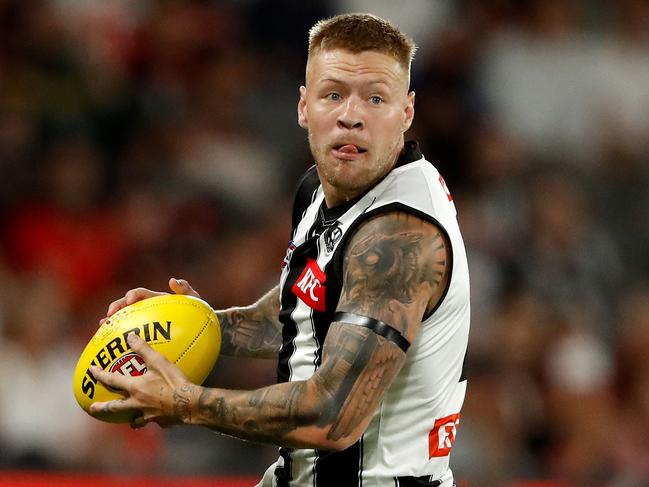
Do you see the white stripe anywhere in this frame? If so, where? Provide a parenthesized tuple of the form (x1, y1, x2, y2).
(287, 290, 319, 382)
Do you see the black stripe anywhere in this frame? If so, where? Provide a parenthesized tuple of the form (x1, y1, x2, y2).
(276, 234, 318, 483)
(333, 312, 410, 353)
(277, 248, 304, 383)
(276, 196, 323, 485)
(275, 244, 300, 487)
(394, 475, 441, 487)
(359, 435, 364, 486)
(314, 441, 361, 487)
(459, 348, 468, 382)
(312, 257, 359, 484)
(274, 449, 292, 487)
(278, 201, 322, 383)
(312, 257, 343, 368)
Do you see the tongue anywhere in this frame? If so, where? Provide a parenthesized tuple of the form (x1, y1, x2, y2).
(338, 144, 359, 154)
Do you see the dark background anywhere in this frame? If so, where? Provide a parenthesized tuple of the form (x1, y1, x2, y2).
(1, 1, 648, 485)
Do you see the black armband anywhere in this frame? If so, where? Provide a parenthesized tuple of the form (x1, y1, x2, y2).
(333, 311, 410, 353)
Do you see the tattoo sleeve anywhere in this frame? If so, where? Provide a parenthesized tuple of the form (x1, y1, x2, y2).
(338, 212, 450, 342)
(185, 213, 450, 450)
(215, 286, 283, 358)
(316, 211, 450, 444)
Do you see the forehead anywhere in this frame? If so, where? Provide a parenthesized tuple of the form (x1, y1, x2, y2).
(306, 49, 408, 88)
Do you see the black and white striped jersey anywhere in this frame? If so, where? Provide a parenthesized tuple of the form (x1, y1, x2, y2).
(261, 141, 470, 487)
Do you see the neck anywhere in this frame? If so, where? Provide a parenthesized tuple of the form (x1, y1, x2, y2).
(321, 183, 364, 208)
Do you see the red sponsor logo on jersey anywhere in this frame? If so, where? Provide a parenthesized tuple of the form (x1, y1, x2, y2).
(292, 258, 326, 312)
(438, 174, 453, 201)
(429, 413, 460, 458)
(109, 352, 147, 377)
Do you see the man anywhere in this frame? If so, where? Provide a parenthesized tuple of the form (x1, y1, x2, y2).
(90, 13, 470, 487)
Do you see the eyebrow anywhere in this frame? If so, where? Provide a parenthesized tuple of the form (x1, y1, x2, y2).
(319, 78, 391, 87)
(319, 78, 345, 85)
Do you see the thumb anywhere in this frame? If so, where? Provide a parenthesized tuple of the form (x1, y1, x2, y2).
(169, 278, 200, 298)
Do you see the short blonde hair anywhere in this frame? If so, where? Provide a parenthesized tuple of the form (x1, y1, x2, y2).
(308, 13, 417, 72)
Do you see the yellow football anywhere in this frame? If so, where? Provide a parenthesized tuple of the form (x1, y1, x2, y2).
(73, 294, 221, 423)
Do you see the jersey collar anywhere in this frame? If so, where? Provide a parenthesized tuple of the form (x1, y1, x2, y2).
(395, 140, 422, 168)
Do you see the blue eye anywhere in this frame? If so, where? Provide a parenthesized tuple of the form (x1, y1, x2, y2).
(327, 92, 341, 101)
(369, 95, 383, 105)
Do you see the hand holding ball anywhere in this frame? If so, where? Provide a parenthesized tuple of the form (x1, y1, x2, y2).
(73, 294, 221, 423)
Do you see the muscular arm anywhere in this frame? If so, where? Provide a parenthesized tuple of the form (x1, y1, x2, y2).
(94, 212, 450, 450)
(215, 286, 283, 358)
(186, 212, 450, 448)
(104, 280, 282, 359)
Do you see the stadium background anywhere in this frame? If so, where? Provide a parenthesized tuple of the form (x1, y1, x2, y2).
(1, 1, 648, 486)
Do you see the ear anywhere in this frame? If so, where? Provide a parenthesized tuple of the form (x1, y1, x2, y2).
(297, 86, 308, 129)
(402, 91, 415, 133)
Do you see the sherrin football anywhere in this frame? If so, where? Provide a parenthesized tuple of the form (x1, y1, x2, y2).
(73, 294, 221, 423)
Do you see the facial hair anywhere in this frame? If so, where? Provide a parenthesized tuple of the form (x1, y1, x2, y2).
(309, 131, 403, 195)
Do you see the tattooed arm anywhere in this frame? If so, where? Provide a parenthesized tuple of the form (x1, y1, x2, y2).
(103, 279, 282, 359)
(90, 212, 450, 450)
(216, 286, 283, 358)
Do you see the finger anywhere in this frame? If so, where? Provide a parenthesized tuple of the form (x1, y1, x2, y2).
(107, 288, 165, 317)
(89, 397, 135, 416)
(125, 287, 160, 306)
(169, 278, 200, 298)
(126, 333, 165, 367)
(107, 297, 127, 317)
(90, 365, 131, 392)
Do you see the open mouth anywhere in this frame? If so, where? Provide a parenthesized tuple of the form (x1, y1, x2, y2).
(333, 144, 367, 154)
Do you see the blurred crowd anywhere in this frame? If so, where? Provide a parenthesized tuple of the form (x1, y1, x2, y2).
(0, 1, 648, 486)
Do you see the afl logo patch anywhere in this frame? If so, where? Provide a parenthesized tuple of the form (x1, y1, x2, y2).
(110, 352, 147, 377)
(323, 221, 342, 253)
(292, 258, 326, 311)
(281, 241, 297, 269)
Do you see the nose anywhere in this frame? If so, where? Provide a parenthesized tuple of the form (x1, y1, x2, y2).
(337, 98, 363, 130)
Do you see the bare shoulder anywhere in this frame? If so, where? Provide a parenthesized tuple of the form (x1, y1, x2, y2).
(338, 211, 450, 343)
